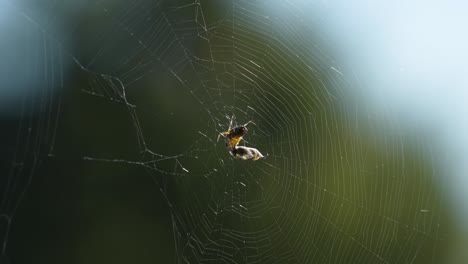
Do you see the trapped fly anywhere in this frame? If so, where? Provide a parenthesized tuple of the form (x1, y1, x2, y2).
(231, 146, 265, 160)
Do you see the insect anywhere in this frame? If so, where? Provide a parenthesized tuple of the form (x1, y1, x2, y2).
(218, 116, 266, 161)
(231, 146, 265, 160)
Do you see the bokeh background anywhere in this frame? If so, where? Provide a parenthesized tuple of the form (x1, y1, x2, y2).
(1, 0, 467, 263)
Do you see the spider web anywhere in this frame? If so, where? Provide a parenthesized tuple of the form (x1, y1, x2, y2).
(0, 0, 455, 263)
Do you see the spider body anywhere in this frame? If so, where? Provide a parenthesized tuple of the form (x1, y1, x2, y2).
(219, 118, 265, 161)
(221, 126, 248, 150)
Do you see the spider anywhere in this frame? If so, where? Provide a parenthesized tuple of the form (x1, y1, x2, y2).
(218, 116, 265, 160)
(218, 120, 254, 151)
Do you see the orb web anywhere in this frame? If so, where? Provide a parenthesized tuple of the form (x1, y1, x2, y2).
(0, 0, 451, 263)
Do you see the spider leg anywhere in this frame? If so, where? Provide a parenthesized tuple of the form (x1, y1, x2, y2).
(217, 131, 229, 142)
(242, 120, 256, 127)
(228, 114, 236, 129)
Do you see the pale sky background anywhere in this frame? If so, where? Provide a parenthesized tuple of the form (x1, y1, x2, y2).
(309, 0, 468, 231)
